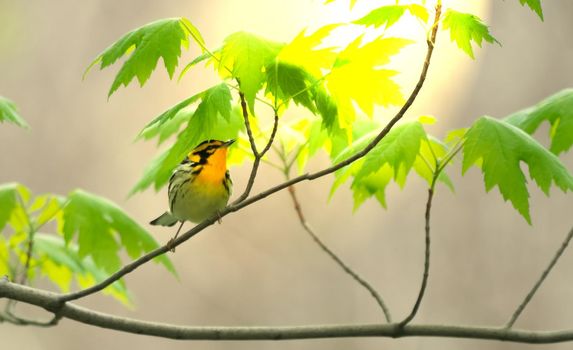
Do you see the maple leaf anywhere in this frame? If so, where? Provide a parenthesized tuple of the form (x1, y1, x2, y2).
(85, 18, 203, 97)
(218, 32, 283, 113)
(326, 36, 411, 129)
(0, 96, 28, 129)
(462, 116, 573, 224)
(518, 0, 543, 20)
(354, 4, 429, 29)
(442, 9, 499, 59)
(506, 88, 573, 155)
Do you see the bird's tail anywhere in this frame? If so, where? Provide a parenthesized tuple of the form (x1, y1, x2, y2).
(150, 212, 179, 227)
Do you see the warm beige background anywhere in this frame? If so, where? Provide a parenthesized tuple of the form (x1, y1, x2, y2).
(1, 0, 573, 349)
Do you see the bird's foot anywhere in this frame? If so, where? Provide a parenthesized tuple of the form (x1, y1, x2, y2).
(167, 238, 177, 253)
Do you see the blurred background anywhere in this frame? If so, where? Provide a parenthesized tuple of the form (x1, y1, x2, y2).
(1, 0, 572, 349)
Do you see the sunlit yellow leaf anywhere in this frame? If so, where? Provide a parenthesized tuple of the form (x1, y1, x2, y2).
(418, 115, 437, 125)
(278, 24, 339, 77)
(41, 259, 73, 292)
(325, 36, 410, 128)
(0, 236, 10, 278)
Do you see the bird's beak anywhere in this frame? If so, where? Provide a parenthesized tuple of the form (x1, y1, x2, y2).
(223, 139, 235, 148)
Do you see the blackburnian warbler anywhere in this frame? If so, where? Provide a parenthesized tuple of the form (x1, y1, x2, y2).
(150, 139, 234, 242)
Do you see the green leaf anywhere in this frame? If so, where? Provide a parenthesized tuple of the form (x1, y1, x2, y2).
(0, 183, 19, 232)
(351, 164, 394, 210)
(353, 4, 429, 29)
(505, 88, 573, 155)
(413, 136, 455, 191)
(138, 95, 200, 143)
(330, 121, 427, 209)
(86, 18, 201, 97)
(0, 183, 31, 234)
(0, 96, 29, 129)
(29, 194, 67, 229)
(356, 122, 427, 186)
(179, 49, 221, 81)
(34, 233, 131, 303)
(297, 117, 331, 173)
(518, 0, 543, 20)
(326, 36, 410, 129)
(61, 190, 175, 274)
(131, 105, 243, 194)
(265, 61, 316, 112)
(138, 83, 232, 143)
(314, 82, 339, 134)
(442, 9, 499, 59)
(462, 116, 573, 224)
(219, 31, 283, 113)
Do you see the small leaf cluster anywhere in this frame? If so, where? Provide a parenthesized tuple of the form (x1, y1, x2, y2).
(0, 96, 28, 129)
(0, 183, 174, 304)
(330, 88, 573, 223)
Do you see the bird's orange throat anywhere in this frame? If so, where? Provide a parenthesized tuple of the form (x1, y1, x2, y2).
(195, 148, 228, 185)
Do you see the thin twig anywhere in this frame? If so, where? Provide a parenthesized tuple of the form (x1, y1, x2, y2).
(0, 309, 61, 327)
(399, 173, 437, 327)
(14, 193, 34, 286)
(287, 185, 393, 323)
(505, 225, 573, 329)
(58, 0, 442, 303)
(5, 195, 37, 314)
(232, 92, 280, 204)
(259, 111, 280, 158)
(18, 233, 35, 286)
(239, 91, 259, 157)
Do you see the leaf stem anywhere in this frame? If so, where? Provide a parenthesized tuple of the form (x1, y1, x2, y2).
(180, 20, 233, 76)
(226, 83, 276, 110)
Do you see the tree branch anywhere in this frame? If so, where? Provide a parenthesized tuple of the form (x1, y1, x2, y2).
(4, 281, 573, 343)
(286, 185, 393, 323)
(505, 225, 573, 328)
(57, 0, 442, 304)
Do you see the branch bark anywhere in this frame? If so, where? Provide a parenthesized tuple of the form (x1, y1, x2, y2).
(3, 281, 573, 343)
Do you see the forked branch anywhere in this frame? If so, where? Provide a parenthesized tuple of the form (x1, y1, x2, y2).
(232, 91, 280, 204)
(287, 184, 393, 323)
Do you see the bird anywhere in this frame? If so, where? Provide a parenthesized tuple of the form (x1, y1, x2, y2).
(150, 139, 234, 249)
